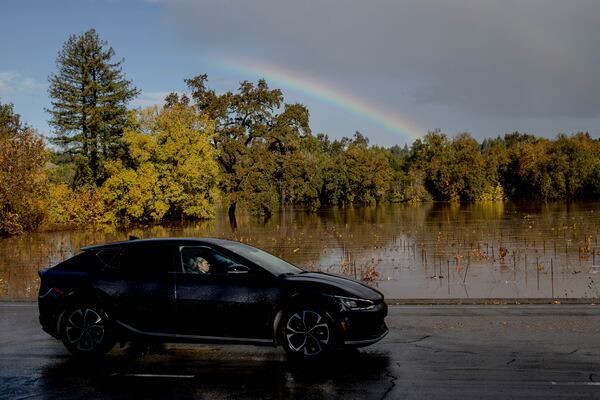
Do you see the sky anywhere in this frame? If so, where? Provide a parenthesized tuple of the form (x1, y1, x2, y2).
(1, 0, 600, 146)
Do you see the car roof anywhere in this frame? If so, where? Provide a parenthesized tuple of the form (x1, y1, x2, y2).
(81, 237, 237, 252)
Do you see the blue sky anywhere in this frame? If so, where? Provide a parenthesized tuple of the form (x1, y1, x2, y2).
(2, 0, 600, 146)
(0, 1, 190, 132)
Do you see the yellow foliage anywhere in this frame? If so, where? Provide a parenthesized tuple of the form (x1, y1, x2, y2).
(0, 122, 48, 235)
(47, 183, 109, 225)
(477, 184, 505, 202)
(102, 105, 219, 224)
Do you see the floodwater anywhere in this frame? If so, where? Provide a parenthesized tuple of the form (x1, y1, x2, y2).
(1, 202, 599, 300)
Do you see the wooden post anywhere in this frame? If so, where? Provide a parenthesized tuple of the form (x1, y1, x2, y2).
(551, 258, 554, 299)
(536, 256, 540, 291)
(447, 259, 450, 296)
(463, 254, 470, 284)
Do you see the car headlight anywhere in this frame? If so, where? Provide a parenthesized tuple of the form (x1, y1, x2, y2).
(333, 295, 375, 310)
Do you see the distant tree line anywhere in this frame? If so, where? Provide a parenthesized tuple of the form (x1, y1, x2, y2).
(1, 29, 600, 235)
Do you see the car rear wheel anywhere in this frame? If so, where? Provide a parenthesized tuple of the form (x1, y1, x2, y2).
(281, 308, 335, 358)
(60, 305, 114, 356)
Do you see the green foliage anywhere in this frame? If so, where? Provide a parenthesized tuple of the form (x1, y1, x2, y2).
(342, 133, 393, 204)
(101, 105, 219, 224)
(185, 75, 311, 217)
(237, 142, 280, 216)
(47, 29, 139, 186)
(279, 147, 324, 211)
(0, 103, 48, 235)
(9, 32, 600, 237)
(400, 169, 432, 203)
(409, 131, 500, 202)
(294, 132, 395, 207)
(500, 132, 600, 200)
(7, 37, 600, 237)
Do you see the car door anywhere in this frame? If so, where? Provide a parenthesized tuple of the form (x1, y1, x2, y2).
(238, 267, 284, 340)
(174, 246, 254, 339)
(95, 244, 177, 334)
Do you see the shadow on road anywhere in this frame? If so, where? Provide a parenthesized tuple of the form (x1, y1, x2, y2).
(38, 347, 392, 399)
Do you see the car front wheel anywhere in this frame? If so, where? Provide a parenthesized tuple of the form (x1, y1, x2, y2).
(60, 305, 114, 356)
(281, 308, 335, 358)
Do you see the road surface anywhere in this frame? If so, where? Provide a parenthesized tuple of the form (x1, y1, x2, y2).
(1, 302, 599, 399)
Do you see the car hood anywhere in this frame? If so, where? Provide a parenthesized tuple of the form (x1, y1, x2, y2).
(281, 272, 384, 301)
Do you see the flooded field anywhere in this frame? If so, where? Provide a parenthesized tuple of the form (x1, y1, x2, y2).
(1, 202, 599, 300)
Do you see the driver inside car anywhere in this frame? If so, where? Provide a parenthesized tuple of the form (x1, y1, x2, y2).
(185, 255, 211, 274)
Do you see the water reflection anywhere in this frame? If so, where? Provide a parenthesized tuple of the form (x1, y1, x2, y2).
(1, 202, 599, 299)
(37, 347, 391, 400)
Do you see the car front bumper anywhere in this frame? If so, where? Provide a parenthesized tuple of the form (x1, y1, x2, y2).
(340, 301, 388, 347)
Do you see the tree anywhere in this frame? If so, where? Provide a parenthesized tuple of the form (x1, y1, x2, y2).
(311, 132, 394, 206)
(409, 130, 449, 200)
(551, 133, 598, 199)
(446, 133, 489, 201)
(47, 29, 139, 186)
(267, 103, 311, 208)
(343, 133, 393, 204)
(102, 105, 219, 224)
(185, 75, 310, 220)
(409, 131, 490, 201)
(0, 102, 48, 235)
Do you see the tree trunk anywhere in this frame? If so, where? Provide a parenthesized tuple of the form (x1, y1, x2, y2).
(228, 201, 237, 229)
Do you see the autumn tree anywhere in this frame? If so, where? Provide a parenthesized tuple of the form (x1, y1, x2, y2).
(551, 133, 599, 199)
(497, 132, 542, 199)
(47, 29, 139, 187)
(343, 132, 393, 204)
(446, 133, 489, 201)
(102, 104, 219, 224)
(0, 103, 48, 235)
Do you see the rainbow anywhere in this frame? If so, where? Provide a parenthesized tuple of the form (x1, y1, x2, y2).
(218, 58, 424, 142)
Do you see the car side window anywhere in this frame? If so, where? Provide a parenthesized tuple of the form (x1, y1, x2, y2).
(180, 247, 237, 275)
(118, 245, 174, 274)
(96, 248, 120, 270)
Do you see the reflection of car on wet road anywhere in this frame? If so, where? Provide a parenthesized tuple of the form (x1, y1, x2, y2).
(38, 237, 388, 359)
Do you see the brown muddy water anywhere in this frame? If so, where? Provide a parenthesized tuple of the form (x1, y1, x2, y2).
(1, 202, 600, 300)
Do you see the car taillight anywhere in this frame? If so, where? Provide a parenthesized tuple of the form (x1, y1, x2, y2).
(39, 287, 66, 299)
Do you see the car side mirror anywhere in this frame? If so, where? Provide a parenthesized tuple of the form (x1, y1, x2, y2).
(227, 264, 250, 275)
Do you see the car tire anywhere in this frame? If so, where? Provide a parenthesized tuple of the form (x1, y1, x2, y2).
(281, 307, 336, 359)
(60, 304, 115, 357)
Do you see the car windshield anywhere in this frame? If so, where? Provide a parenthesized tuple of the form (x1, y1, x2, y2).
(220, 242, 304, 276)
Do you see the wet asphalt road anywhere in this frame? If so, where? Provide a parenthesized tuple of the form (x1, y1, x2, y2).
(1, 302, 599, 399)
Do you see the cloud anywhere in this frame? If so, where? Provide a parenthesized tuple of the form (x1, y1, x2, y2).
(162, 0, 600, 119)
(0, 71, 44, 96)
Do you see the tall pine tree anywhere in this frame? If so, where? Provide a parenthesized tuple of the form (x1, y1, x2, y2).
(47, 29, 138, 186)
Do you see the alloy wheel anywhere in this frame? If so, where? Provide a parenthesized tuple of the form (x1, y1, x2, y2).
(285, 310, 330, 356)
(64, 307, 106, 352)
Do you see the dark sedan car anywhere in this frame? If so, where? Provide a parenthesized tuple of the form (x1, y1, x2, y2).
(38, 238, 388, 358)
